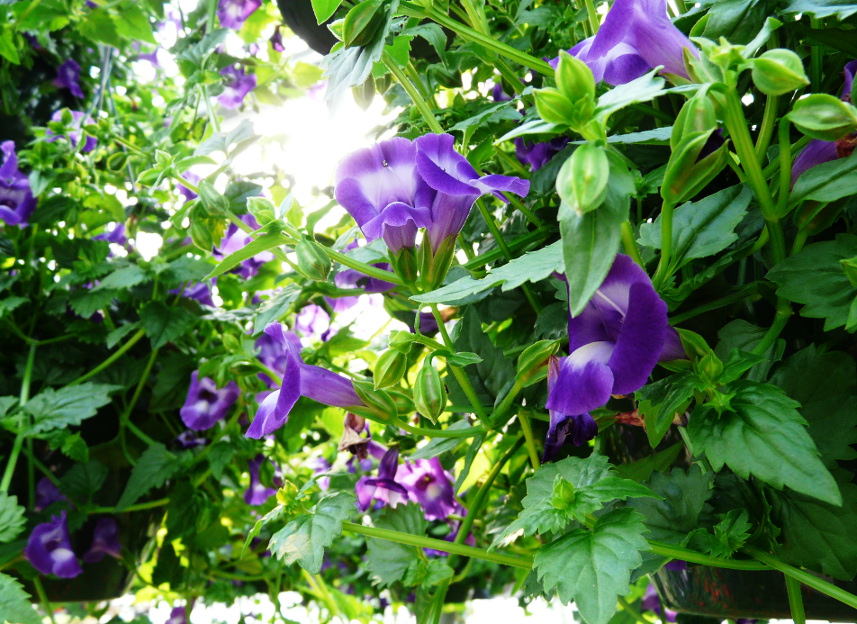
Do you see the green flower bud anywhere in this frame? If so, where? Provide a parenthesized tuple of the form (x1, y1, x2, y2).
(247, 197, 276, 226)
(534, 87, 576, 125)
(555, 51, 595, 103)
(695, 351, 724, 383)
(374, 349, 408, 389)
(419, 234, 456, 291)
(676, 328, 713, 360)
(516, 340, 561, 387)
(353, 380, 397, 424)
(788, 94, 857, 142)
(751, 49, 809, 96)
(295, 238, 331, 281)
(671, 94, 718, 151)
(391, 246, 418, 284)
(343, 0, 385, 48)
(389, 330, 417, 354)
(551, 476, 576, 512)
(413, 363, 447, 425)
(198, 181, 230, 216)
(841, 256, 857, 289)
(556, 143, 610, 216)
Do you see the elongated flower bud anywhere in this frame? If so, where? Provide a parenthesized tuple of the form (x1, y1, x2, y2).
(375, 349, 408, 389)
(413, 363, 446, 424)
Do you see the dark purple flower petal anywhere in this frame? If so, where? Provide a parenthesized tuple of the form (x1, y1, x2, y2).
(355, 448, 409, 511)
(396, 457, 457, 521)
(93, 223, 126, 245)
(547, 352, 615, 416)
(82, 518, 122, 563)
(244, 454, 277, 505)
(52, 59, 84, 98)
(0, 141, 36, 227)
(178, 172, 200, 201)
(214, 214, 273, 278)
(180, 371, 240, 431)
(175, 430, 208, 449)
(514, 137, 570, 172)
(25, 511, 83, 578)
(791, 139, 838, 184)
(270, 27, 285, 52)
(35, 478, 68, 512)
(217, 0, 261, 30)
(218, 65, 256, 109)
(170, 281, 215, 307)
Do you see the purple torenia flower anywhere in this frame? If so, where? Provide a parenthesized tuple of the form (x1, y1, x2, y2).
(792, 60, 857, 184)
(246, 323, 366, 438)
(171, 281, 215, 307)
(514, 137, 570, 172)
(93, 223, 126, 245)
(35, 478, 68, 512)
(46, 110, 97, 153)
(180, 371, 240, 431)
(0, 141, 36, 227)
(25, 511, 83, 578)
(166, 606, 188, 624)
(295, 304, 330, 339)
(218, 65, 256, 109)
(396, 457, 457, 521)
(178, 172, 200, 201)
(82, 518, 122, 563)
(244, 455, 277, 505)
(175, 430, 208, 449)
(214, 214, 273, 278)
(356, 448, 409, 511)
(559, 0, 697, 85)
(52, 59, 84, 98)
(270, 27, 285, 52)
(217, 0, 261, 30)
(641, 584, 677, 622)
(544, 254, 678, 459)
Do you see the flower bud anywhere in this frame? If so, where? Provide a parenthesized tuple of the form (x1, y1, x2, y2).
(413, 363, 447, 425)
(534, 87, 576, 125)
(374, 349, 408, 389)
(419, 234, 456, 291)
(695, 351, 724, 384)
(556, 143, 610, 216)
(389, 330, 417, 353)
(198, 181, 229, 216)
(751, 49, 809, 96)
(671, 93, 718, 150)
(841, 256, 857, 288)
(343, 0, 385, 47)
(551, 476, 576, 512)
(353, 380, 397, 424)
(555, 51, 595, 103)
(516, 339, 560, 387)
(676, 328, 712, 360)
(295, 238, 331, 281)
(788, 94, 857, 142)
(391, 246, 418, 284)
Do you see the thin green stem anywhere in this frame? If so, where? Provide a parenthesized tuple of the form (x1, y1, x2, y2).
(617, 596, 650, 624)
(785, 574, 807, 624)
(621, 221, 645, 268)
(384, 52, 443, 134)
(69, 328, 146, 386)
(491, 380, 523, 426)
(463, 229, 549, 271)
(649, 541, 768, 570)
(1, 341, 37, 493)
(754, 95, 779, 161)
(582, 0, 601, 35)
(809, 18, 822, 91)
(89, 497, 169, 514)
(751, 297, 792, 356)
(33, 577, 58, 624)
(119, 349, 160, 448)
(322, 247, 404, 285)
(395, 419, 486, 439)
(518, 412, 541, 471)
(776, 118, 792, 219)
(746, 546, 857, 610)
(200, 84, 221, 134)
(670, 284, 759, 325)
(652, 199, 675, 289)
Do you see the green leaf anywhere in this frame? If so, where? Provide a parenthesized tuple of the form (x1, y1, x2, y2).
(771, 474, 857, 579)
(115, 3, 156, 43)
(638, 185, 752, 269)
(447, 308, 514, 409)
(0, 296, 26, 320)
(253, 285, 301, 334)
(412, 241, 563, 305)
(561, 156, 633, 316)
(0, 29, 20, 65)
(269, 492, 354, 573)
(533, 508, 649, 624)
(403, 558, 454, 588)
(767, 234, 857, 331)
(116, 443, 182, 511)
(410, 421, 471, 459)
(0, 494, 25, 544)
(162, 256, 212, 284)
(595, 70, 666, 122)
(60, 461, 108, 501)
(77, 8, 122, 47)
(140, 301, 196, 349)
(365, 504, 428, 586)
(96, 265, 150, 290)
(629, 466, 714, 545)
(614, 442, 683, 483)
(69, 288, 116, 318)
(311, 0, 343, 23)
(636, 372, 703, 447)
(715, 319, 784, 382)
(781, 0, 857, 19)
(690, 509, 751, 558)
(0, 572, 41, 624)
(208, 231, 289, 278)
(687, 380, 840, 505)
(700, 0, 769, 45)
(24, 383, 118, 435)
(106, 323, 138, 349)
(790, 153, 857, 205)
(771, 346, 857, 464)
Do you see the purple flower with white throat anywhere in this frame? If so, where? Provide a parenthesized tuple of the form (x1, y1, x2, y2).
(218, 65, 256, 109)
(46, 110, 97, 153)
(544, 254, 680, 459)
(53, 59, 84, 98)
(792, 60, 857, 184)
(25, 511, 83, 578)
(180, 371, 240, 431)
(217, 0, 261, 30)
(0, 141, 36, 227)
(355, 448, 409, 511)
(557, 0, 698, 85)
(82, 518, 122, 563)
(244, 454, 277, 505)
(396, 457, 457, 521)
(246, 323, 367, 438)
(214, 214, 273, 278)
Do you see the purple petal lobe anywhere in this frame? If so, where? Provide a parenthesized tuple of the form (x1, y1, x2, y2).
(547, 350, 616, 416)
(26, 511, 83, 578)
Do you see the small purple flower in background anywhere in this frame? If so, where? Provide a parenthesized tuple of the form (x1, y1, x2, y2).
(93, 223, 126, 245)
(556, 0, 698, 85)
(641, 584, 677, 622)
(170, 281, 215, 307)
(217, 0, 261, 30)
(34, 478, 68, 512)
(792, 60, 857, 184)
(52, 59, 84, 98)
(0, 141, 37, 227)
(244, 454, 277, 505)
(25, 511, 83, 578)
(180, 371, 240, 431)
(324, 242, 396, 312)
(356, 448, 410, 511)
(544, 254, 680, 460)
(514, 137, 570, 172)
(396, 457, 457, 521)
(295, 304, 330, 339)
(218, 65, 256, 109)
(214, 214, 273, 279)
(178, 172, 200, 201)
(166, 606, 188, 624)
(246, 323, 367, 438)
(175, 430, 208, 449)
(82, 518, 122, 563)
(46, 110, 98, 153)
(308, 456, 332, 490)
(270, 27, 285, 52)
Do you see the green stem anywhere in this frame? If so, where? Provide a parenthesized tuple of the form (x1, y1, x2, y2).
(776, 118, 792, 219)
(200, 84, 221, 134)
(518, 412, 541, 471)
(617, 596, 649, 624)
(621, 221, 645, 268)
(33, 577, 58, 624)
(395, 419, 486, 439)
(321, 247, 404, 285)
(785, 574, 807, 624)
(809, 18, 822, 91)
(745, 546, 857, 610)
(69, 328, 146, 386)
(491, 379, 523, 426)
(89, 497, 169, 514)
(463, 229, 549, 271)
(751, 297, 792, 356)
(652, 199, 675, 289)
(582, 0, 601, 35)
(670, 283, 759, 325)
(0, 342, 37, 494)
(119, 349, 160, 448)
(384, 52, 444, 134)
(649, 541, 768, 570)
(754, 95, 779, 161)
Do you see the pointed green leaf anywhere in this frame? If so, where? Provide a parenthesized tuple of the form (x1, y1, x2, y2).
(0, 572, 41, 624)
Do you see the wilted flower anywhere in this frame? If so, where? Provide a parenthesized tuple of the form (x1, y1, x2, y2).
(218, 65, 256, 109)
(180, 371, 240, 431)
(355, 448, 409, 511)
(46, 110, 98, 153)
(244, 454, 277, 505)
(25, 511, 83, 578)
(82, 518, 122, 563)
(34, 478, 68, 512)
(557, 0, 698, 85)
(0, 141, 36, 227)
(246, 323, 366, 438)
(52, 59, 84, 98)
(217, 0, 261, 30)
(214, 214, 273, 279)
(396, 457, 457, 521)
